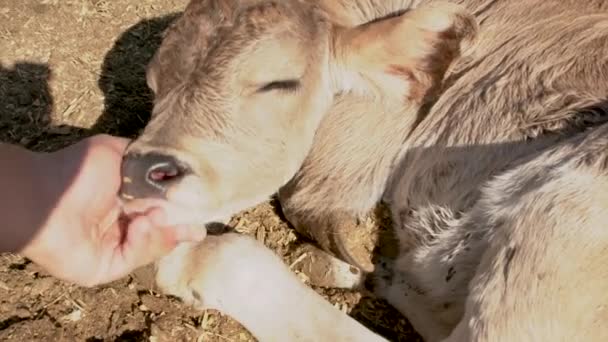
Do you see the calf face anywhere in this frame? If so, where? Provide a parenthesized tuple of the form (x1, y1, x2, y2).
(119, 0, 477, 224)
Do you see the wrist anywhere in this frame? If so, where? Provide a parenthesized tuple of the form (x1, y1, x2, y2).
(20, 150, 66, 256)
(0, 144, 55, 256)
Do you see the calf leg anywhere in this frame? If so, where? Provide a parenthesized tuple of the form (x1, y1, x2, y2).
(376, 125, 608, 341)
(371, 204, 486, 342)
(154, 233, 388, 342)
(278, 96, 409, 275)
(444, 129, 608, 342)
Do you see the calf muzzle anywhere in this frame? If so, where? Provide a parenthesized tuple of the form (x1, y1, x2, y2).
(119, 152, 189, 200)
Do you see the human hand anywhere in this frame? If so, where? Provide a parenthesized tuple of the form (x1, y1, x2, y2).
(20, 134, 206, 287)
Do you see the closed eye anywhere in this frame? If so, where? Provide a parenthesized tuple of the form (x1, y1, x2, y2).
(257, 79, 301, 93)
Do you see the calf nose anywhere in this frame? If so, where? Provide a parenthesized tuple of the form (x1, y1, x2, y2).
(120, 152, 188, 200)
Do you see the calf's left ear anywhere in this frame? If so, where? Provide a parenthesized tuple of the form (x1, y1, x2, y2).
(331, 1, 478, 102)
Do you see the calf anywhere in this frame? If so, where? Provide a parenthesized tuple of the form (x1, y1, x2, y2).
(119, 0, 608, 341)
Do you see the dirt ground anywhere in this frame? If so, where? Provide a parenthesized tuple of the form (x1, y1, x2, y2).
(0, 1, 422, 341)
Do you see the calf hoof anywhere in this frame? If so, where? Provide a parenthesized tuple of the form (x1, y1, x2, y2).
(130, 263, 160, 292)
(289, 210, 380, 273)
(291, 243, 366, 289)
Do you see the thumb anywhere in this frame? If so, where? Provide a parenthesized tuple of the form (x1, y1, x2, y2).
(126, 216, 176, 267)
(91, 212, 208, 286)
(122, 212, 207, 271)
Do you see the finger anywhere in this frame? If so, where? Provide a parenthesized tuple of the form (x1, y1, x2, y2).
(131, 213, 177, 254)
(120, 214, 176, 270)
(122, 198, 168, 215)
(145, 206, 168, 226)
(93, 215, 167, 285)
(90, 134, 131, 154)
(122, 217, 207, 269)
(168, 224, 207, 243)
(142, 207, 206, 242)
(96, 212, 206, 286)
(97, 205, 122, 238)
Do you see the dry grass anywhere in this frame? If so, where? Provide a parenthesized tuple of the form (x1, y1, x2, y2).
(0, 1, 421, 341)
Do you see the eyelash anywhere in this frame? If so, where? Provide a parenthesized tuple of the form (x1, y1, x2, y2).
(257, 80, 301, 93)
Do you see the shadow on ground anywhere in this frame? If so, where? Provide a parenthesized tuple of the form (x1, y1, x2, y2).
(0, 13, 180, 151)
(91, 12, 181, 138)
(0, 62, 80, 150)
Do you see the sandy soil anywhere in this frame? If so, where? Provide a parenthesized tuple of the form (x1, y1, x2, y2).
(0, 1, 422, 341)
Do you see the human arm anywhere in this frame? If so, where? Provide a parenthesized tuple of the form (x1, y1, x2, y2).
(0, 141, 47, 253)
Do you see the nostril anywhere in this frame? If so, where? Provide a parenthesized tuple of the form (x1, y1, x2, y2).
(147, 162, 183, 184)
(120, 151, 191, 200)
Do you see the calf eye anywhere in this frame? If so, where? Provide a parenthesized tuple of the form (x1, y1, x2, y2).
(257, 79, 300, 93)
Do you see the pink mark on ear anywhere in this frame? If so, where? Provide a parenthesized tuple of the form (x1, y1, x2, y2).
(386, 64, 427, 102)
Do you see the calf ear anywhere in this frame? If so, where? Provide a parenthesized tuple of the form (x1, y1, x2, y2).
(145, 0, 238, 97)
(332, 1, 478, 103)
(145, 60, 160, 95)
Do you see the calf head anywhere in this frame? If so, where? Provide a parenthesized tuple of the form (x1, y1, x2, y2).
(119, 0, 477, 224)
